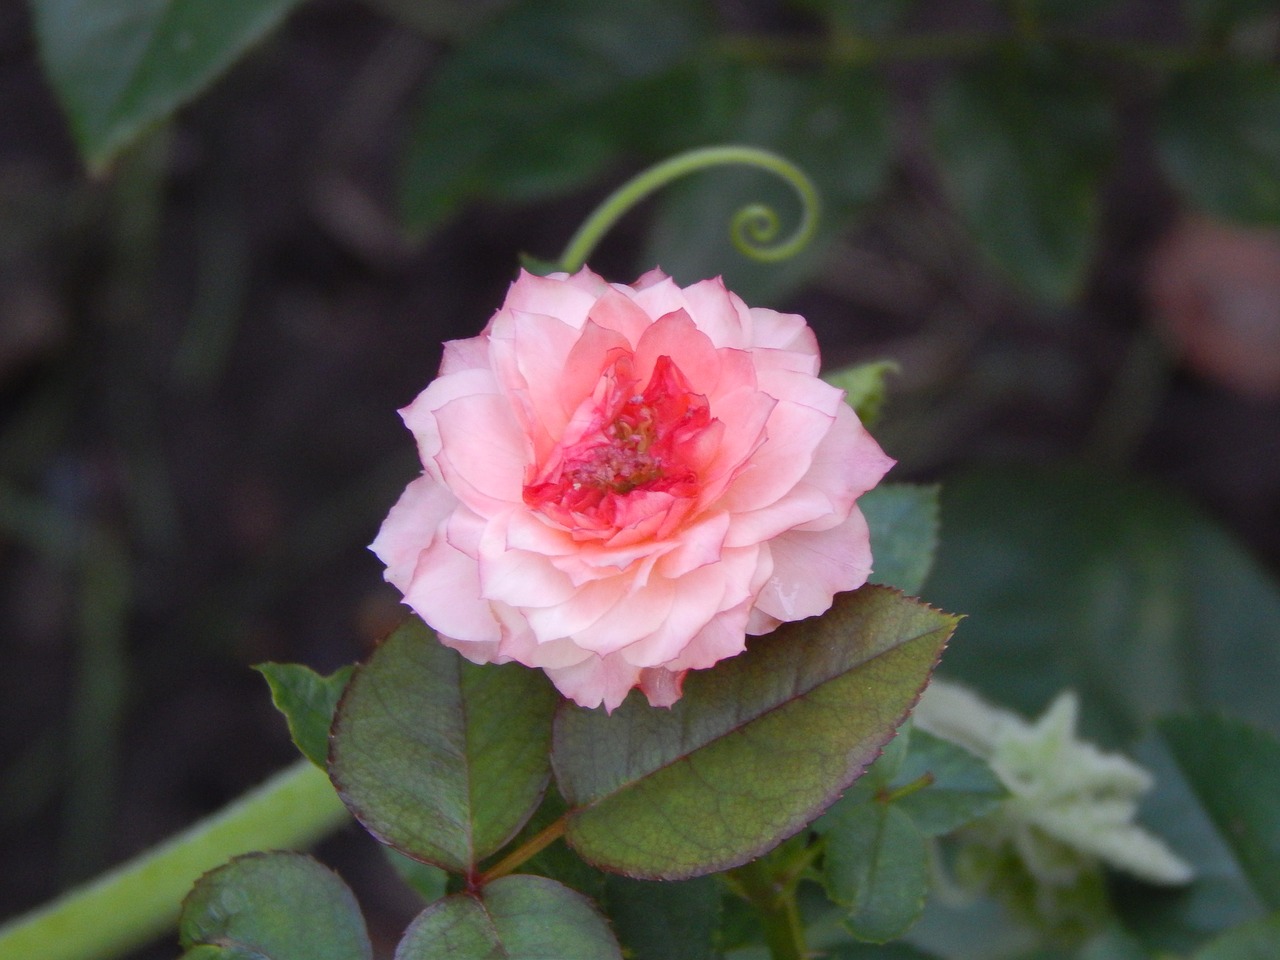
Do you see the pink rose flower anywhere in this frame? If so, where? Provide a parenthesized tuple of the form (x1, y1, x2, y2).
(372, 267, 894, 711)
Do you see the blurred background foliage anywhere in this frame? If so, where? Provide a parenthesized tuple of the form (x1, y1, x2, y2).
(2, 0, 1279, 957)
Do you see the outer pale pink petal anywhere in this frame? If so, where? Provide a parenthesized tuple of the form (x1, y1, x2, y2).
(437, 633, 503, 666)
(400, 368, 501, 473)
(629, 267, 670, 292)
(790, 403, 895, 530)
(566, 577, 679, 656)
(433, 393, 529, 514)
(677, 277, 751, 347)
(521, 575, 633, 644)
(370, 475, 457, 591)
(439, 335, 492, 375)
(403, 533, 502, 645)
(629, 274, 694, 329)
(722, 482, 839, 548)
(545, 653, 645, 711)
(477, 515, 578, 608)
(562, 266, 613, 298)
(496, 627, 596, 670)
(586, 288, 660, 346)
(664, 547, 771, 670)
(487, 311, 582, 438)
(638, 667, 685, 707)
(502, 270, 601, 330)
(753, 506, 873, 624)
(716, 399, 835, 515)
(747, 305, 819, 354)
(654, 511, 731, 579)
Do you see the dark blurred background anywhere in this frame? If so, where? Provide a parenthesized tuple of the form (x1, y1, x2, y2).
(2, 0, 1278, 956)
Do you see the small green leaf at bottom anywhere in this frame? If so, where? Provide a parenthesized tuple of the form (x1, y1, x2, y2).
(329, 618, 560, 874)
(256, 662, 353, 768)
(179, 851, 371, 960)
(818, 803, 929, 943)
(394, 875, 622, 960)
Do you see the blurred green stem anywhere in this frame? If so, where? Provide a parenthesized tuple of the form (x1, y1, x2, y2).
(556, 144, 820, 272)
(725, 855, 810, 960)
(0, 760, 349, 960)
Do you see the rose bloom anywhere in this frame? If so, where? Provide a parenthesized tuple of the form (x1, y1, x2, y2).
(372, 267, 894, 711)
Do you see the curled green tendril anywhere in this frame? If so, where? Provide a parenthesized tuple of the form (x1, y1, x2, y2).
(556, 145, 820, 274)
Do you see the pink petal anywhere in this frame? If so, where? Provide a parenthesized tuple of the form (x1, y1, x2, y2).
(747, 305, 819, 354)
(433, 393, 529, 515)
(753, 507, 873, 623)
(586, 287, 659, 346)
(545, 653, 644, 712)
(403, 531, 502, 645)
(678, 277, 749, 347)
(369, 475, 457, 590)
(502, 270, 600, 328)
(632, 310, 721, 390)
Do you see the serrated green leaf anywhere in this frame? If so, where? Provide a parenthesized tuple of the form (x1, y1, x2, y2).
(552, 585, 956, 879)
(926, 465, 1280, 744)
(179, 852, 371, 960)
(1160, 714, 1280, 909)
(931, 53, 1112, 302)
(31, 0, 302, 171)
(329, 618, 559, 873)
(256, 662, 353, 768)
(400, 0, 707, 233)
(1192, 911, 1280, 960)
(1122, 728, 1267, 954)
(604, 875, 721, 960)
(861, 483, 941, 597)
(818, 802, 929, 942)
(893, 729, 1006, 837)
(393, 875, 622, 960)
(641, 64, 892, 303)
(1156, 62, 1280, 224)
(826, 360, 899, 428)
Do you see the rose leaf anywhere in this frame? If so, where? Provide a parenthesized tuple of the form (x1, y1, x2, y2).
(400, 0, 708, 234)
(552, 585, 957, 879)
(1159, 714, 1280, 910)
(329, 618, 559, 874)
(393, 875, 622, 960)
(930, 51, 1112, 303)
(255, 662, 354, 769)
(1156, 62, 1280, 225)
(603, 874, 721, 960)
(30, 0, 303, 172)
(891, 729, 1006, 837)
(817, 802, 929, 943)
(178, 852, 371, 960)
(861, 483, 941, 597)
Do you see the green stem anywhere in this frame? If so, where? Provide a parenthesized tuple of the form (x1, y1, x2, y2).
(725, 857, 809, 960)
(474, 816, 568, 888)
(0, 759, 349, 960)
(556, 145, 820, 273)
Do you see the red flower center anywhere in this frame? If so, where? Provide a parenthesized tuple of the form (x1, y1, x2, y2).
(524, 354, 712, 531)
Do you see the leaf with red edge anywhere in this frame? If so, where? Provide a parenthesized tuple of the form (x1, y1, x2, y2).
(329, 618, 560, 875)
(552, 585, 957, 879)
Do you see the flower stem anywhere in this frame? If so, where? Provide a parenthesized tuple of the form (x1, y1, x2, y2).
(474, 816, 568, 888)
(556, 144, 821, 273)
(0, 759, 349, 960)
(725, 856, 810, 960)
